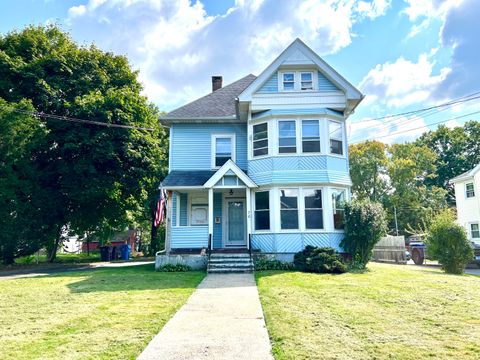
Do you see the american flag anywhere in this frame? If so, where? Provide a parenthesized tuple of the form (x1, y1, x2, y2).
(154, 189, 166, 227)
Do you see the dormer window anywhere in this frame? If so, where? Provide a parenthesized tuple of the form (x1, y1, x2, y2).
(282, 73, 295, 91)
(300, 72, 313, 90)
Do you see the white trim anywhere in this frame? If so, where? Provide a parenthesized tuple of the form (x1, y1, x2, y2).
(328, 119, 345, 156)
(208, 188, 213, 248)
(278, 70, 316, 92)
(253, 189, 272, 231)
(224, 197, 248, 247)
(175, 192, 180, 228)
(168, 126, 172, 173)
(211, 133, 236, 170)
(469, 222, 480, 239)
(238, 38, 363, 106)
(204, 159, 257, 188)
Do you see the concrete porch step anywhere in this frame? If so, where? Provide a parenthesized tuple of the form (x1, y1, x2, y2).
(209, 262, 253, 269)
(208, 258, 252, 263)
(210, 253, 251, 258)
(208, 267, 253, 273)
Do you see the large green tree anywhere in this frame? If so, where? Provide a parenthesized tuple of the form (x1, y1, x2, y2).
(417, 121, 480, 203)
(349, 140, 388, 202)
(0, 25, 167, 263)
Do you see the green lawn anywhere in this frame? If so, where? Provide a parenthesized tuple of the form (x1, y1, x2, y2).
(0, 265, 205, 359)
(256, 263, 480, 360)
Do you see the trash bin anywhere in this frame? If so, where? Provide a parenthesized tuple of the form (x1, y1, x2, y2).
(99, 246, 111, 261)
(120, 244, 131, 260)
(111, 246, 118, 260)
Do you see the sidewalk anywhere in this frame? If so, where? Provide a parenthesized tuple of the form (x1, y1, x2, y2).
(138, 273, 273, 360)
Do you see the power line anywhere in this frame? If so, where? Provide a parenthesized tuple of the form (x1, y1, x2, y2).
(350, 110, 480, 144)
(0, 105, 157, 132)
(358, 91, 480, 123)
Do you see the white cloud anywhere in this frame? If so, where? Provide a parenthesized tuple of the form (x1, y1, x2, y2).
(359, 53, 450, 108)
(66, 0, 391, 110)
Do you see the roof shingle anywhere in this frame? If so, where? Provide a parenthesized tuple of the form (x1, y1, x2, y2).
(163, 74, 256, 119)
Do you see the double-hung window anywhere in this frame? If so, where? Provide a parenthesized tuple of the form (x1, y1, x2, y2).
(213, 135, 234, 168)
(466, 182, 475, 198)
(332, 189, 346, 230)
(300, 72, 313, 90)
(304, 189, 323, 229)
(253, 123, 268, 157)
(282, 73, 295, 91)
(302, 120, 320, 153)
(280, 189, 299, 229)
(254, 191, 270, 230)
(278, 120, 296, 153)
(471, 223, 480, 239)
(329, 120, 344, 155)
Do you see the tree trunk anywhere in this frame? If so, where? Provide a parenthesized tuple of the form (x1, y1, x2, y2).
(48, 224, 62, 263)
(1, 244, 15, 265)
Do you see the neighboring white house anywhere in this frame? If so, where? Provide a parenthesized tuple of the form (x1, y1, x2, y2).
(451, 164, 480, 245)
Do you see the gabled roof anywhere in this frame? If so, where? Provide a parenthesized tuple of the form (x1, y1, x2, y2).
(204, 160, 257, 188)
(161, 74, 256, 123)
(238, 38, 364, 114)
(450, 163, 480, 183)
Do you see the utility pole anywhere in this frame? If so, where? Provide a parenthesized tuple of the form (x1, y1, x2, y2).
(394, 206, 399, 236)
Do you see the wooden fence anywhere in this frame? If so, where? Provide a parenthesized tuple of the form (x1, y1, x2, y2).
(372, 236, 407, 264)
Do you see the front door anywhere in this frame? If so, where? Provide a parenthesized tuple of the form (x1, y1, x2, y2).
(226, 200, 246, 247)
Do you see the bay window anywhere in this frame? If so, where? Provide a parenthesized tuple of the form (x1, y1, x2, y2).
(280, 189, 299, 229)
(332, 189, 346, 230)
(254, 191, 270, 230)
(278, 120, 296, 153)
(329, 120, 344, 155)
(304, 189, 323, 229)
(302, 120, 320, 153)
(253, 123, 268, 157)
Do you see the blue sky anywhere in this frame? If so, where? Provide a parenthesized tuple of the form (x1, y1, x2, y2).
(1, 0, 479, 143)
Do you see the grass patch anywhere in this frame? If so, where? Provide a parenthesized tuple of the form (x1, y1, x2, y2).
(256, 263, 480, 360)
(0, 264, 205, 359)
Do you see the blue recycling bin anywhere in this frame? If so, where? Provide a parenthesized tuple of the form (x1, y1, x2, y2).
(120, 244, 131, 260)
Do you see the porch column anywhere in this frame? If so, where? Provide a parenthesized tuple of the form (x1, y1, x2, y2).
(246, 188, 252, 249)
(208, 188, 213, 250)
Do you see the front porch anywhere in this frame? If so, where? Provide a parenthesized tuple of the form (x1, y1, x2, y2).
(162, 160, 257, 253)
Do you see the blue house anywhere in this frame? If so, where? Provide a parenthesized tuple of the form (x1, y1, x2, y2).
(160, 39, 363, 260)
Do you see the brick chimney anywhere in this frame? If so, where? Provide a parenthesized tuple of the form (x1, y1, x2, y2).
(212, 76, 222, 92)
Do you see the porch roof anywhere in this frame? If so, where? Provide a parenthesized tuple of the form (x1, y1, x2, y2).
(161, 170, 215, 187)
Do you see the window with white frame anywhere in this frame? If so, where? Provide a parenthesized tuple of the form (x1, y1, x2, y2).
(278, 120, 297, 153)
(254, 191, 270, 230)
(471, 223, 480, 239)
(190, 195, 208, 226)
(300, 72, 313, 90)
(253, 123, 268, 157)
(282, 73, 295, 91)
(302, 120, 320, 153)
(466, 182, 475, 198)
(280, 189, 299, 229)
(332, 189, 346, 230)
(304, 189, 323, 229)
(213, 135, 234, 168)
(329, 120, 343, 155)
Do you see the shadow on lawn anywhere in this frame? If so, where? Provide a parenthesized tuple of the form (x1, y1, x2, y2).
(41, 264, 206, 294)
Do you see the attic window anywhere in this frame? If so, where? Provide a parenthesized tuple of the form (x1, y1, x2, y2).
(282, 73, 295, 91)
(301, 72, 313, 90)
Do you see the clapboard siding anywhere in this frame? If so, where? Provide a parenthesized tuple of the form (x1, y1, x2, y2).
(179, 193, 188, 226)
(171, 226, 209, 248)
(172, 192, 177, 226)
(213, 193, 222, 249)
(171, 123, 248, 170)
(248, 155, 350, 185)
(257, 71, 278, 93)
(318, 71, 339, 91)
(252, 232, 344, 253)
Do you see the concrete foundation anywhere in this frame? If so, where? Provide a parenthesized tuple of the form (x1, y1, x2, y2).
(253, 253, 295, 263)
(155, 254, 207, 271)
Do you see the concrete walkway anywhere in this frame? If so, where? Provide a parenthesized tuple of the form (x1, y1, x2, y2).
(138, 273, 273, 360)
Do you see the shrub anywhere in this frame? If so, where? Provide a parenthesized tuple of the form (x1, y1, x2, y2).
(254, 256, 295, 271)
(426, 210, 473, 274)
(158, 263, 192, 272)
(294, 246, 347, 274)
(340, 199, 387, 269)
